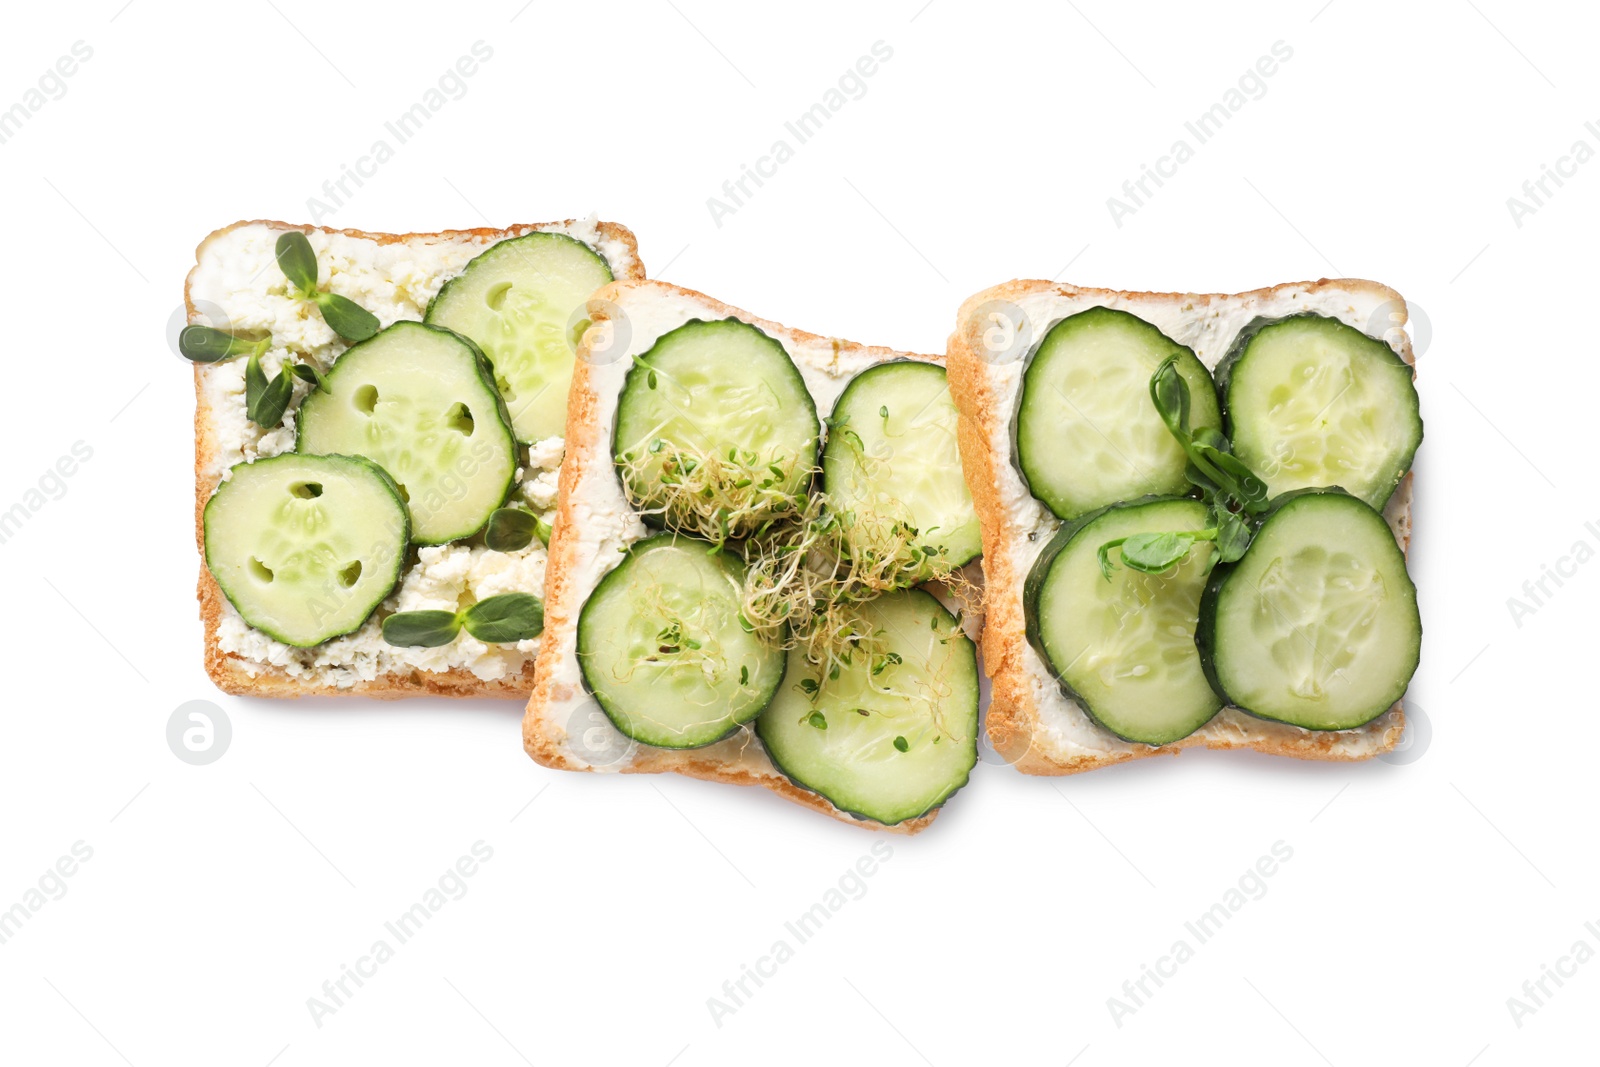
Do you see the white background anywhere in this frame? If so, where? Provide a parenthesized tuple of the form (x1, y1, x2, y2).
(0, 1, 1591, 1063)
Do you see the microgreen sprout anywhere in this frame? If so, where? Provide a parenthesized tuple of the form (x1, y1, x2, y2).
(1097, 356, 1271, 579)
(179, 326, 270, 364)
(244, 348, 295, 429)
(615, 441, 808, 547)
(484, 507, 540, 552)
(274, 231, 381, 343)
(382, 593, 544, 647)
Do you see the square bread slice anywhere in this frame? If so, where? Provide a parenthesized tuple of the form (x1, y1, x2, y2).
(188, 218, 643, 698)
(946, 279, 1416, 775)
(523, 279, 977, 833)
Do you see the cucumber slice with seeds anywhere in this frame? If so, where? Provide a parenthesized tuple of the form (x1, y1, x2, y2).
(296, 321, 516, 545)
(821, 360, 982, 570)
(204, 454, 409, 647)
(1197, 488, 1420, 731)
(613, 318, 820, 538)
(426, 232, 614, 444)
(1218, 315, 1421, 509)
(756, 588, 979, 826)
(578, 534, 786, 748)
(1017, 307, 1221, 520)
(1024, 497, 1222, 745)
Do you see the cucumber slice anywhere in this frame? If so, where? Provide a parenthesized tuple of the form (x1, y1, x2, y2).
(296, 321, 517, 545)
(204, 454, 409, 647)
(1198, 489, 1420, 731)
(1017, 307, 1221, 520)
(425, 232, 614, 444)
(1024, 497, 1222, 745)
(755, 588, 978, 826)
(577, 534, 786, 748)
(1218, 315, 1422, 509)
(613, 319, 821, 537)
(821, 360, 982, 571)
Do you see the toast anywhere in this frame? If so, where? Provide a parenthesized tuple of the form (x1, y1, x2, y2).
(523, 279, 980, 833)
(188, 217, 644, 697)
(945, 279, 1416, 774)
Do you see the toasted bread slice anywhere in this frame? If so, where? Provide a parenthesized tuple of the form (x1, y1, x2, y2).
(523, 279, 978, 833)
(189, 218, 644, 698)
(945, 279, 1415, 774)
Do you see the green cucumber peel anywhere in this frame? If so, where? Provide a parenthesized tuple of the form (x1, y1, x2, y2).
(179, 325, 270, 364)
(381, 593, 545, 647)
(273, 231, 380, 342)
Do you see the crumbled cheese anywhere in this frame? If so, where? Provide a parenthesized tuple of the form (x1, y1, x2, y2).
(523, 469, 562, 511)
(216, 540, 547, 686)
(528, 436, 565, 470)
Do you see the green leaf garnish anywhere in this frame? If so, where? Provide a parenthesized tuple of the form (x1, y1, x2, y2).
(1147, 356, 1268, 514)
(179, 325, 269, 364)
(461, 593, 544, 643)
(244, 348, 294, 429)
(317, 292, 380, 342)
(1099, 356, 1272, 576)
(1149, 354, 1191, 441)
(1117, 531, 1198, 574)
(485, 507, 539, 552)
(1191, 440, 1269, 512)
(274, 231, 319, 293)
(382, 593, 544, 647)
(807, 711, 827, 730)
(893, 735, 909, 752)
(381, 610, 461, 648)
(1214, 508, 1253, 564)
(274, 230, 379, 342)
(290, 361, 330, 392)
